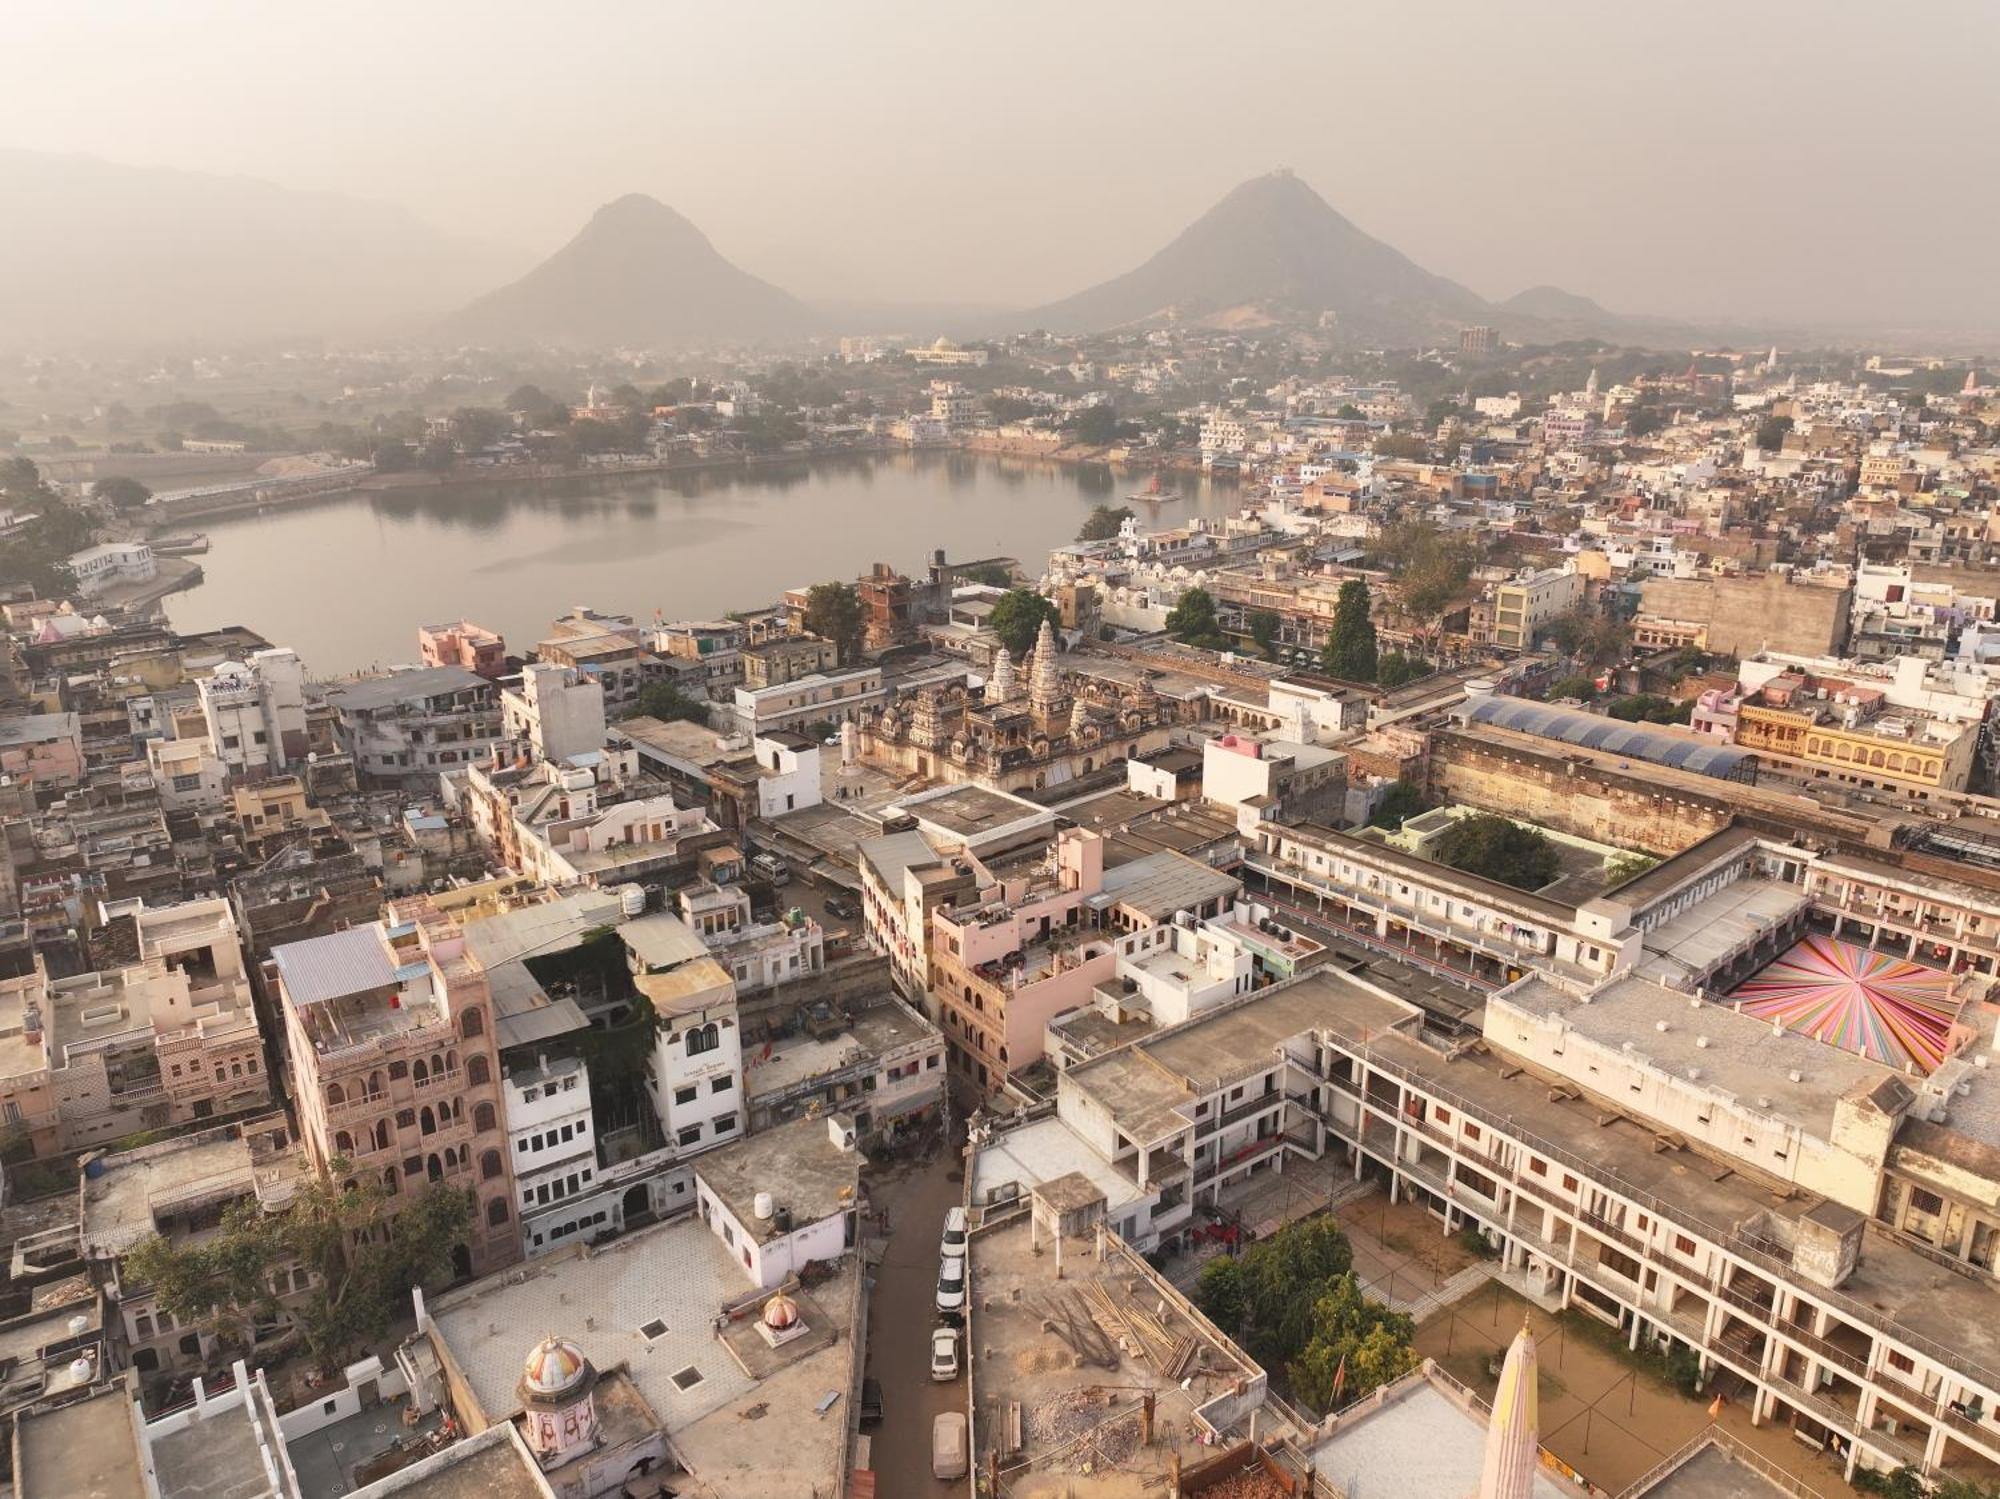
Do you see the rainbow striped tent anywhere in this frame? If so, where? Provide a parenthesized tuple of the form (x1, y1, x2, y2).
(1732, 935, 1959, 1075)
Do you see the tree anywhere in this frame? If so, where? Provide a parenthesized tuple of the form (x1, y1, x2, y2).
(1545, 606, 1628, 667)
(804, 581, 864, 665)
(1287, 1275, 1417, 1411)
(986, 395, 1035, 424)
(124, 1174, 471, 1374)
(1248, 609, 1281, 660)
(448, 406, 511, 452)
(631, 682, 710, 725)
(1368, 780, 1429, 830)
(1375, 433, 1429, 461)
(1376, 652, 1430, 689)
(371, 440, 413, 473)
(506, 384, 566, 424)
(987, 589, 1061, 657)
(0, 459, 95, 599)
(92, 475, 152, 510)
(1165, 587, 1227, 650)
(1321, 580, 1378, 682)
(1548, 673, 1599, 702)
(1373, 520, 1473, 640)
(1625, 404, 1666, 438)
(1194, 1256, 1247, 1339)
(961, 563, 1014, 588)
(1067, 404, 1119, 446)
(1606, 693, 1691, 724)
(1077, 504, 1134, 542)
(1433, 814, 1562, 892)
(1335, 403, 1363, 421)
(1754, 413, 1794, 452)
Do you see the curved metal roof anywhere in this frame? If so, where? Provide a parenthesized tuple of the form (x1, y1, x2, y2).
(1462, 696, 1756, 780)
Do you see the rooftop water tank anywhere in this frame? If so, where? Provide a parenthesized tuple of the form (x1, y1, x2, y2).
(754, 1191, 775, 1221)
(620, 884, 647, 918)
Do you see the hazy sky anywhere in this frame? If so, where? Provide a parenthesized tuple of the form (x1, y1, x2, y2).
(4, 0, 1996, 332)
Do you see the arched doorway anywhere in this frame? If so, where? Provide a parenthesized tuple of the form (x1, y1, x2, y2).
(622, 1183, 651, 1228)
(449, 1244, 473, 1282)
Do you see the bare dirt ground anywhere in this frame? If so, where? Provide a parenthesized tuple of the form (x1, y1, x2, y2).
(1416, 1280, 1856, 1497)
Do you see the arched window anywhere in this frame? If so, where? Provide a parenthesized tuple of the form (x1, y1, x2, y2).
(445, 1050, 458, 1074)
(334, 1130, 354, 1155)
(427, 1154, 443, 1182)
(420, 1106, 436, 1135)
(368, 1070, 383, 1098)
(383, 1168, 399, 1195)
(474, 1102, 497, 1132)
(373, 1119, 392, 1152)
(466, 1055, 490, 1086)
(487, 1197, 510, 1227)
(413, 1059, 428, 1085)
(326, 1082, 346, 1107)
(460, 1007, 484, 1040)
(481, 1149, 503, 1181)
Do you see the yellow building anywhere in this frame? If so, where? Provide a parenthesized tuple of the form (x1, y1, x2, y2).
(1733, 702, 1976, 792)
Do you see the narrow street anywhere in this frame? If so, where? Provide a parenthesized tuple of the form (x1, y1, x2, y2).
(864, 1148, 967, 1495)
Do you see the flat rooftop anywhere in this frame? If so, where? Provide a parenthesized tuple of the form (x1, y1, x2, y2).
(149, 1392, 290, 1499)
(82, 1129, 257, 1257)
(971, 1113, 1150, 1218)
(1495, 972, 1899, 1137)
(1631, 1436, 1800, 1499)
(968, 1215, 1258, 1485)
(694, 1116, 860, 1245)
(744, 999, 936, 1103)
(426, 1216, 855, 1499)
(14, 1384, 143, 1499)
(1090, 849, 1241, 921)
(1300, 1365, 1581, 1499)
(1632, 876, 1812, 986)
(896, 783, 1053, 844)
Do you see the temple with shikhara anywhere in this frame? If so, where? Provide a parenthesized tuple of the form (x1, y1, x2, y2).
(857, 620, 1186, 793)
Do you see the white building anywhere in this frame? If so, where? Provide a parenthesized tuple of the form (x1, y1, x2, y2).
(693, 1115, 860, 1290)
(198, 648, 309, 779)
(505, 1053, 610, 1256)
(67, 541, 156, 598)
(502, 662, 607, 766)
(733, 667, 884, 738)
(745, 732, 822, 818)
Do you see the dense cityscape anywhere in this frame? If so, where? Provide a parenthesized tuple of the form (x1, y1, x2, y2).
(5, 8, 2000, 1499)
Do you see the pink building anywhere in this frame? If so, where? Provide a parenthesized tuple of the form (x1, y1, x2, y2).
(0, 712, 84, 790)
(928, 830, 1117, 1086)
(419, 620, 507, 678)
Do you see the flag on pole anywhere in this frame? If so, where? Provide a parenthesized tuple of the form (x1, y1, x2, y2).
(1331, 1354, 1347, 1405)
(1708, 1393, 1725, 1420)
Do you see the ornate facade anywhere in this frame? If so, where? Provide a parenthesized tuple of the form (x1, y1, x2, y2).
(857, 623, 1186, 793)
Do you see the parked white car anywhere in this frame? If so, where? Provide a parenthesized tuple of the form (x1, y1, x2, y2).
(930, 1325, 960, 1381)
(936, 1255, 966, 1319)
(940, 1205, 967, 1262)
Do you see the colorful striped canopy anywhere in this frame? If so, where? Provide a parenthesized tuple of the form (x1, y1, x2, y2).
(1732, 935, 1959, 1074)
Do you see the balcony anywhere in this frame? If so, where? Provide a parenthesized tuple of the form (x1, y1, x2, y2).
(1195, 1090, 1286, 1140)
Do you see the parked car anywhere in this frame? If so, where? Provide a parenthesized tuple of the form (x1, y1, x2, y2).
(825, 894, 857, 920)
(858, 1376, 883, 1427)
(935, 1255, 966, 1319)
(930, 1325, 960, 1382)
(940, 1205, 967, 1261)
(932, 1412, 968, 1479)
(750, 853, 789, 884)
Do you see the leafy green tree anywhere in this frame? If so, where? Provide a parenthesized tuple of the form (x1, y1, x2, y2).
(1067, 404, 1120, 446)
(1335, 403, 1363, 420)
(1321, 580, 1379, 682)
(1368, 780, 1430, 829)
(1754, 413, 1794, 452)
(961, 563, 1014, 588)
(1248, 609, 1282, 660)
(1548, 673, 1599, 702)
(804, 581, 865, 665)
(1077, 504, 1134, 542)
(1607, 852, 1659, 885)
(417, 435, 457, 472)
(988, 589, 1060, 657)
(448, 406, 511, 452)
(92, 475, 152, 510)
(125, 1174, 471, 1374)
(506, 384, 566, 423)
(986, 395, 1035, 423)
(1433, 814, 1562, 892)
(1165, 587, 1227, 650)
(1194, 1256, 1247, 1338)
(371, 441, 413, 473)
(1625, 404, 1665, 438)
(1287, 1274, 1417, 1411)
(1373, 519, 1473, 639)
(0, 459, 95, 598)
(1606, 693, 1690, 724)
(1545, 607, 1628, 667)
(631, 682, 710, 725)
(1375, 652, 1430, 689)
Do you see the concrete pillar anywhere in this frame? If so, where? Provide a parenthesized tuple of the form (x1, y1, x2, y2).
(1922, 1419, 1948, 1473)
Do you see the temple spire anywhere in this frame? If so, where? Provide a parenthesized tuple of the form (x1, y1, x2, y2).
(1478, 1319, 1539, 1499)
(1029, 618, 1061, 715)
(989, 645, 1015, 702)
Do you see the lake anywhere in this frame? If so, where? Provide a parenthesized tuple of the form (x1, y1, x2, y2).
(162, 452, 1237, 677)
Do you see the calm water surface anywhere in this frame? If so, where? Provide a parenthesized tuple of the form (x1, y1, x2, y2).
(163, 452, 1236, 676)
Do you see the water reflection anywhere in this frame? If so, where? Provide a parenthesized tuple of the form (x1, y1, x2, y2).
(165, 453, 1235, 676)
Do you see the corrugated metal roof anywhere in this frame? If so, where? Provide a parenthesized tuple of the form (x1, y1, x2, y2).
(1462, 696, 1755, 781)
(272, 925, 395, 1008)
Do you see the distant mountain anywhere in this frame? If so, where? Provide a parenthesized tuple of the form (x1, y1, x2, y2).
(1501, 285, 1613, 326)
(442, 194, 815, 349)
(1020, 169, 1492, 343)
(0, 150, 523, 347)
